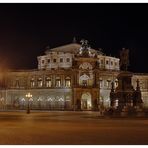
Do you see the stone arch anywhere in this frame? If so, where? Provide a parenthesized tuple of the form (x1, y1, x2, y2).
(81, 92, 92, 110)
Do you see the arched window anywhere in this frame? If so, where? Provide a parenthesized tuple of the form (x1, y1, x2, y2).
(115, 79, 118, 87)
(115, 99, 118, 108)
(37, 97, 43, 108)
(65, 77, 71, 87)
(56, 77, 61, 87)
(46, 77, 52, 87)
(30, 78, 35, 88)
(79, 74, 89, 86)
(47, 97, 53, 102)
(107, 79, 111, 88)
(37, 78, 43, 87)
(99, 78, 103, 88)
(15, 79, 20, 88)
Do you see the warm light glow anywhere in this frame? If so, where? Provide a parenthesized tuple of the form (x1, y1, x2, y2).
(0, 97, 4, 102)
(59, 97, 64, 101)
(46, 78, 52, 87)
(115, 99, 118, 107)
(65, 80, 71, 87)
(47, 98, 53, 102)
(26, 92, 32, 98)
(56, 80, 61, 87)
(21, 98, 25, 102)
(37, 78, 43, 87)
(37, 98, 43, 102)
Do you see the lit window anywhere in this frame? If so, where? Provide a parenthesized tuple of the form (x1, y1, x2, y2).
(66, 58, 70, 62)
(46, 77, 52, 87)
(29, 98, 33, 102)
(115, 79, 118, 87)
(47, 97, 53, 102)
(65, 77, 71, 87)
(21, 98, 25, 102)
(82, 80, 87, 86)
(37, 97, 42, 108)
(38, 78, 43, 87)
(30, 78, 35, 88)
(99, 78, 103, 88)
(56, 77, 61, 87)
(60, 58, 63, 62)
(37, 97, 43, 102)
(59, 97, 64, 101)
(115, 99, 118, 108)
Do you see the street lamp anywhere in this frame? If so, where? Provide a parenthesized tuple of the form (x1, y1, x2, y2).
(26, 92, 32, 114)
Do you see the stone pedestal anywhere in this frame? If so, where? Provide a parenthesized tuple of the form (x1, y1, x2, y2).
(110, 71, 143, 116)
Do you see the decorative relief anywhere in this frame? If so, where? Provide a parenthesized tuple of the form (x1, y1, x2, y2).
(79, 74, 90, 81)
(79, 62, 93, 70)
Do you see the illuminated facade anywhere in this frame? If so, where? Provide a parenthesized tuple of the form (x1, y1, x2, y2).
(0, 40, 148, 110)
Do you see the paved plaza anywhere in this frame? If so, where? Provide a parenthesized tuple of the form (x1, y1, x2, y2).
(0, 111, 148, 145)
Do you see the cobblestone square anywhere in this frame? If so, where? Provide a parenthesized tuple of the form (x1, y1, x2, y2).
(0, 111, 148, 145)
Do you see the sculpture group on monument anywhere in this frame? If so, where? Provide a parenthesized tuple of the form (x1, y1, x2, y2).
(109, 48, 144, 117)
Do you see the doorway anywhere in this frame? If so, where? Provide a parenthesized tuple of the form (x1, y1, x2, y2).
(81, 92, 92, 110)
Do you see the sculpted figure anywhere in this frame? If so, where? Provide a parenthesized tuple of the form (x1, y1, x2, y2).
(120, 48, 129, 71)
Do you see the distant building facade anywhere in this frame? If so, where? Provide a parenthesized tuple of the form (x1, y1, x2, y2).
(0, 40, 148, 110)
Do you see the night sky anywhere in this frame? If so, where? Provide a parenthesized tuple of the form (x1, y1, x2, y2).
(0, 3, 148, 73)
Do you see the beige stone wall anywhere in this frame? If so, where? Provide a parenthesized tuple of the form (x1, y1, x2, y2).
(37, 44, 120, 71)
(97, 55, 120, 70)
(38, 52, 73, 70)
(98, 71, 119, 108)
(0, 68, 120, 110)
(0, 69, 74, 110)
(4, 89, 72, 110)
(132, 74, 148, 107)
(0, 55, 147, 110)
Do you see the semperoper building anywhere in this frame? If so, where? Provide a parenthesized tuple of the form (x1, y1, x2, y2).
(0, 39, 147, 111)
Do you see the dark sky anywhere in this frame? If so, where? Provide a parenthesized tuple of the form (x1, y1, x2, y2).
(0, 3, 148, 73)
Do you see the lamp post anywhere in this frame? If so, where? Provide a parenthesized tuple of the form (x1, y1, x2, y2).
(26, 92, 32, 114)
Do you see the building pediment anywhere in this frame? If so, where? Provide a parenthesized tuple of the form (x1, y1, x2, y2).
(46, 43, 98, 54)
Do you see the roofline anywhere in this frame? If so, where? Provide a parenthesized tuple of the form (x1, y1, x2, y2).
(6, 69, 38, 72)
(133, 73, 148, 76)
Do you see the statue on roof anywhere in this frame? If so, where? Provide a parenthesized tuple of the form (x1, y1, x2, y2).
(120, 48, 129, 71)
(79, 39, 90, 57)
(78, 39, 96, 58)
(80, 39, 89, 49)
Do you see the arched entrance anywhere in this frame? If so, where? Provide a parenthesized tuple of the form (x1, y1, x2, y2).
(81, 92, 92, 110)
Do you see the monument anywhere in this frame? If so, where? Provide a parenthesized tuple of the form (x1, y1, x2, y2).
(110, 48, 143, 116)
